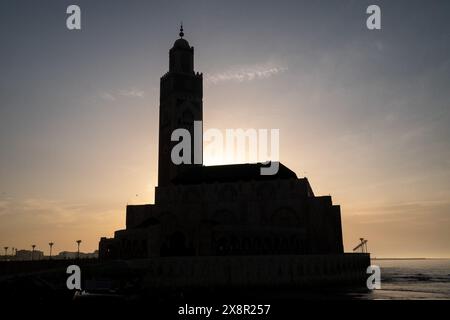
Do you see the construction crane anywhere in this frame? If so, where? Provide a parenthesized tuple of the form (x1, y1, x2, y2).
(353, 238, 368, 253)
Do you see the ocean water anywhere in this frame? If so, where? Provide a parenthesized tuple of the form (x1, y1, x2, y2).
(359, 259, 450, 300)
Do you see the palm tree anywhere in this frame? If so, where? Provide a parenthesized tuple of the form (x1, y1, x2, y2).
(49, 242, 54, 260)
(76, 240, 82, 259)
(31, 244, 36, 261)
(3, 247, 8, 257)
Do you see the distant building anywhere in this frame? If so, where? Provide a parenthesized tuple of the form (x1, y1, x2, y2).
(15, 249, 44, 261)
(99, 29, 344, 260)
(55, 251, 98, 259)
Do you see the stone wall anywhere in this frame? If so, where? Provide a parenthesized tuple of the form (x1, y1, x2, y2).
(138, 253, 370, 289)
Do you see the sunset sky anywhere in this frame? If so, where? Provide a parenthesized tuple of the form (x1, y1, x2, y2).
(1, 0, 449, 258)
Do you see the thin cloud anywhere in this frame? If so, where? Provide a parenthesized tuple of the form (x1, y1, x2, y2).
(119, 88, 145, 98)
(99, 92, 116, 101)
(98, 88, 145, 101)
(206, 64, 288, 85)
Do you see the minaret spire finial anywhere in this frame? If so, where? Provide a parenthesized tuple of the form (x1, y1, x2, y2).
(179, 22, 184, 38)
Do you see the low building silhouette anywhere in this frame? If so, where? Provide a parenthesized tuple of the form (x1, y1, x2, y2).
(55, 250, 98, 260)
(15, 249, 44, 261)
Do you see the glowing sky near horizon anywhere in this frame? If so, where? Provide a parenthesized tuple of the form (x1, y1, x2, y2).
(0, 0, 449, 257)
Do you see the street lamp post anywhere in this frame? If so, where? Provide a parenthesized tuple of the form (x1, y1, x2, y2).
(31, 244, 36, 261)
(76, 240, 82, 259)
(49, 242, 54, 260)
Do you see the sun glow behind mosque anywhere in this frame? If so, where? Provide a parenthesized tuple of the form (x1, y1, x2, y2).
(202, 127, 280, 166)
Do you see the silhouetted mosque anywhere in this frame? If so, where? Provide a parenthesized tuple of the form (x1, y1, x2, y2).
(99, 27, 345, 260)
(98, 28, 370, 290)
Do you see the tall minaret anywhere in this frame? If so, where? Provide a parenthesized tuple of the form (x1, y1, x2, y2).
(158, 25, 203, 187)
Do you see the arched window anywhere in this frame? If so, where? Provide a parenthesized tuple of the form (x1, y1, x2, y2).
(179, 109, 194, 127)
(220, 185, 237, 202)
(215, 237, 229, 255)
(270, 207, 297, 227)
(214, 209, 237, 225)
(257, 183, 275, 200)
(161, 230, 194, 256)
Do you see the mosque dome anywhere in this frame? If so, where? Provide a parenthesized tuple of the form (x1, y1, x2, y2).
(173, 38, 190, 49)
